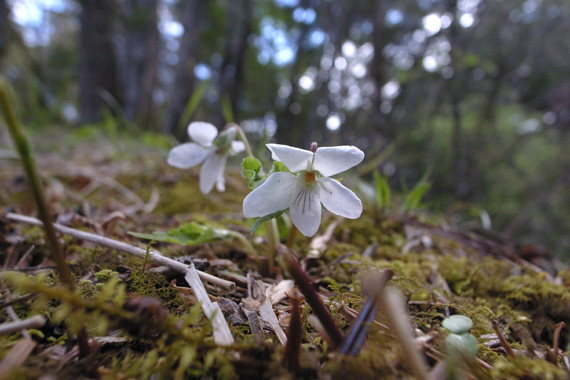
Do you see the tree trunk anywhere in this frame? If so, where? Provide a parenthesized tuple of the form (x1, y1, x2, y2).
(122, 0, 159, 129)
(79, 0, 122, 123)
(370, 0, 389, 138)
(217, 0, 251, 125)
(0, 0, 8, 65)
(274, 0, 312, 148)
(166, 0, 206, 136)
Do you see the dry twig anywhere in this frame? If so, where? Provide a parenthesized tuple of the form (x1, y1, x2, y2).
(6, 212, 235, 290)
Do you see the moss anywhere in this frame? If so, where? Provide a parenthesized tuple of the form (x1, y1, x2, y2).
(490, 356, 569, 380)
(3, 132, 570, 379)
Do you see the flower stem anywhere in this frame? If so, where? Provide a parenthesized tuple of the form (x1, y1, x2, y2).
(286, 224, 297, 248)
(229, 123, 255, 159)
(228, 231, 258, 259)
(0, 78, 75, 291)
(266, 219, 279, 274)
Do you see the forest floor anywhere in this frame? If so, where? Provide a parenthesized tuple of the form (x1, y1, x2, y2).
(1, 128, 570, 379)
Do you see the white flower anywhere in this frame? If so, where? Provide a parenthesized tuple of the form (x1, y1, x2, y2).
(168, 122, 245, 194)
(243, 143, 364, 237)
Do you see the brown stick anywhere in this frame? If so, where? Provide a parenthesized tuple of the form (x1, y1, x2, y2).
(492, 322, 517, 359)
(278, 245, 344, 349)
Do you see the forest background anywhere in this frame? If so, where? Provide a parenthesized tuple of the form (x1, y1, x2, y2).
(0, 0, 569, 258)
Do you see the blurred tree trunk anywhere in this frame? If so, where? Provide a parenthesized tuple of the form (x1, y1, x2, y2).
(166, 0, 206, 136)
(0, 0, 8, 64)
(123, 0, 159, 128)
(79, 0, 122, 123)
(275, 0, 312, 148)
(217, 0, 251, 125)
(370, 0, 389, 138)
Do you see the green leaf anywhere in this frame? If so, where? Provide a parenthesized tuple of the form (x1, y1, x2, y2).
(128, 222, 231, 246)
(373, 170, 391, 210)
(251, 210, 286, 234)
(241, 157, 265, 189)
(442, 315, 473, 334)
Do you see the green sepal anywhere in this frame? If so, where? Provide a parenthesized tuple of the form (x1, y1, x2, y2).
(241, 157, 265, 189)
(271, 161, 290, 173)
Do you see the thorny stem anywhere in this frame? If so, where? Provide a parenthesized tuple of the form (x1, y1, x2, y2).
(0, 78, 76, 292)
(229, 123, 255, 159)
(278, 245, 344, 349)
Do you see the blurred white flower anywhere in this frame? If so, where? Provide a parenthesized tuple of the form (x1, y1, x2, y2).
(243, 143, 364, 237)
(168, 122, 245, 194)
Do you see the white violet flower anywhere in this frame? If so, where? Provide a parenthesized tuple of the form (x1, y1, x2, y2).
(243, 143, 364, 237)
(168, 122, 245, 194)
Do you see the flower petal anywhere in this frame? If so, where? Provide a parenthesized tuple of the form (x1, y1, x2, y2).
(318, 177, 362, 219)
(313, 146, 364, 177)
(216, 173, 226, 192)
(243, 172, 298, 217)
(188, 122, 218, 146)
(267, 144, 313, 173)
(199, 153, 227, 194)
(167, 143, 210, 169)
(289, 184, 321, 237)
(230, 141, 246, 155)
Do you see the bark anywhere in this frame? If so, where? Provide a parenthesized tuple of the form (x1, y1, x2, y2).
(217, 0, 252, 125)
(274, 0, 313, 148)
(0, 0, 8, 64)
(166, 0, 206, 135)
(370, 0, 389, 138)
(79, 0, 122, 123)
(122, 0, 159, 128)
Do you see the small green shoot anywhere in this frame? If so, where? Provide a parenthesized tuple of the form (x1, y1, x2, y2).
(221, 95, 234, 123)
(176, 81, 208, 136)
(442, 315, 473, 335)
(442, 314, 478, 378)
(403, 175, 431, 213)
(373, 170, 391, 210)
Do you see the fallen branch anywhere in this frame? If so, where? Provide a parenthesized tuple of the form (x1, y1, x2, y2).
(0, 315, 46, 336)
(6, 212, 235, 290)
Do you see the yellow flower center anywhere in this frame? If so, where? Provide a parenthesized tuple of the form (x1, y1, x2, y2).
(305, 171, 316, 183)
